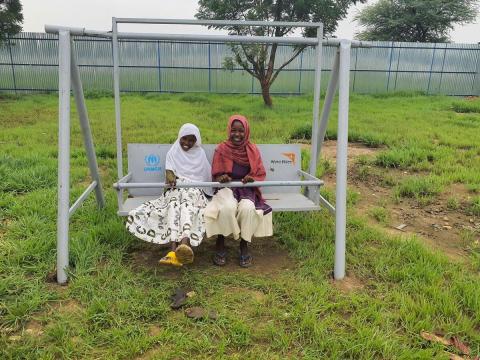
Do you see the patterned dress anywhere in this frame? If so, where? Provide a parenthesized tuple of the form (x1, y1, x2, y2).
(126, 179, 208, 246)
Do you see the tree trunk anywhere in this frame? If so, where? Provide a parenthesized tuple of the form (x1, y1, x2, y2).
(260, 81, 272, 107)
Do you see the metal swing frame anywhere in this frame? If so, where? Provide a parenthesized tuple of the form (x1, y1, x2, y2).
(46, 18, 363, 284)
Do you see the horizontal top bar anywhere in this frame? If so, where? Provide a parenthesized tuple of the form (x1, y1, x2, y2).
(44, 25, 370, 47)
(113, 18, 323, 28)
(114, 179, 324, 189)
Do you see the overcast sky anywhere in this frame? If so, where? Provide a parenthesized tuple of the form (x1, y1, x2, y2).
(21, 0, 479, 43)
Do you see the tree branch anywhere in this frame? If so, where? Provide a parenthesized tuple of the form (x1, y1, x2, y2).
(269, 45, 306, 86)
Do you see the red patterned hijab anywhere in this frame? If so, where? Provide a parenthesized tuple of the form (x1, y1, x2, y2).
(212, 115, 265, 181)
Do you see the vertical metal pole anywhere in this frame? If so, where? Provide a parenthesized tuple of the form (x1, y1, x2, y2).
(316, 50, 340, 160)
(70, 42, 105, 208)
(57, 31, 71, 284)
(334, 41, 351, 281)
(208, 42, 211, 92)
(308, 24, 324, 176)
(386, 41, 394, 92)
(426, 43, 437, 94)
(157, 41, 162, 92)
(438, 44, 447, 94)
(112, 18, 123, 179)
(472, 45, 480, 96)
(7, 36, 17, 94)
(352, 47, 358, 92)
(393, 45, 402, 91)
(297, 50, 303, 94)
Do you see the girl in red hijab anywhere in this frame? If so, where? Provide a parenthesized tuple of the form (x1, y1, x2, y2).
(205, 115, 272, 267)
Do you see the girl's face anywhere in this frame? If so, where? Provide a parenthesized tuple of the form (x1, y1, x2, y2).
(230, 120, 245, 145)
(179, 135, 196, 151)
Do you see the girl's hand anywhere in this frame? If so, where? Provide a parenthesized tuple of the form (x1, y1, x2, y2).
(216, 174, 232, 183)
(165, 170, 176, 187)
(242, 175, 255, 184)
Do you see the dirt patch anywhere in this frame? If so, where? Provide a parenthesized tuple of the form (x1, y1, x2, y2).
(128, 236, 292, 278)
(349, 169, 479, 262)
(147, 325, 162, 337)
(331, 274, 365, 294)
(317, 142, 479, 263)
(46, 298, 85, 318)
(319, 140, 382, 163)
(224, 286, 267, 303)
(24, 320, 44, 337)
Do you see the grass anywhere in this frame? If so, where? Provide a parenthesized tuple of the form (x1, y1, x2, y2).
(0, 92, 479, 358)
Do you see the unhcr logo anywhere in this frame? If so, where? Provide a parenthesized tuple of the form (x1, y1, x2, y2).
(144, 154, 161, 172)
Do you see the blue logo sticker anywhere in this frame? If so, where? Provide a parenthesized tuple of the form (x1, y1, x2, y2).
(144, 154, 162, 172)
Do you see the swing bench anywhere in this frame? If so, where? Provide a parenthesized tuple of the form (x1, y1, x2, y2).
(114, 143, 326, 215)
(46, 18, 363, 284)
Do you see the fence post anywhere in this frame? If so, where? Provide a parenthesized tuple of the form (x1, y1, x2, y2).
(156, 41, 161, 92)
(7, 35, 17, 94)
(208, 42, 211, 93)
(386, 41, 394, 92)
(393, 45, 402, 91)
(438, 44, 447, 94)
(473, 45, 480, 96)
(352, 47, 358, 92)
(297, 50, 304, 94)
(426, 43, 437, 95)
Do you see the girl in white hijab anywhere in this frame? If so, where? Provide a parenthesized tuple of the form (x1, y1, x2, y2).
(126, 123, 211, 266)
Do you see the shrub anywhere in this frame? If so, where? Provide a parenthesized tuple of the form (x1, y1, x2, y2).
(290, 124, 311, 140)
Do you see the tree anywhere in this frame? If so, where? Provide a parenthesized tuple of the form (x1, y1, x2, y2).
(355, 0, 478, 42)
(196, 0, 364, 107)
(0, 0, 23, 44)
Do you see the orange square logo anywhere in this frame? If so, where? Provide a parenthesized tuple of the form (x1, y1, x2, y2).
(282, 152, 296, 165)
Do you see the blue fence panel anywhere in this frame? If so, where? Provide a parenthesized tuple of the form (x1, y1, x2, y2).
(0, 32, 479, 96)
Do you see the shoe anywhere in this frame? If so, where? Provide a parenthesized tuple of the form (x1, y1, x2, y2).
(176, 244, 194, 264)
(159, 251, 183, 267)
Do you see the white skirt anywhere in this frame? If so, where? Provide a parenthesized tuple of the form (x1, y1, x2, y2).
(126, 187, 208, 246)
(204, 188, 273, 242)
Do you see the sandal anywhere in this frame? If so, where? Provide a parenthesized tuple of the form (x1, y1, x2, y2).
(175, 244, 194, 264)
(212, 251, 227, 266)
(159, 251, 183, 267)
(239, 254, 253, 268)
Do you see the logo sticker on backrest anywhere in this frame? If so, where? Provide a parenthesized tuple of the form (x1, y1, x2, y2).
(144, 154, 161, 172)
(270, 152, 296, 167)
(282, 152, 296, 165)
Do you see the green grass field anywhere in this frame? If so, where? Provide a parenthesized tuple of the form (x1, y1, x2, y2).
(1, 92, 479, 359)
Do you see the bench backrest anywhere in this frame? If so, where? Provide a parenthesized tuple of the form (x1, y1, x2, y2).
(127, 143, 302, 196)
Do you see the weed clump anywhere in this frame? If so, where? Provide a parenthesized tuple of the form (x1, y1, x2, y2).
(395, 176, 442, 203)
(375, 147, 434, 169)
(290, 124, 311, 140)
(84, 90, 113, 99)
(369, 206, 389, 224)
(470, 197, 480, 216)
(179, 94, 211, 104)
(451, 101, 480, 114)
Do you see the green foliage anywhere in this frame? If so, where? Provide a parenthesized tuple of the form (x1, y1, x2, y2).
(83, 89, 113, 99)
(1, 93, 480, 358)
(196, 0, 364, 106)
(395, 176, 442, 203)
(290, 123, 312, 140)
(0, 0, 23, 44)
(470, 196, 480, 216)
(355, 0, 479, 42)
(452, 100, 480, 114)
(375, 146, 435, 169)
(369, 206, 389, 224)
(446, 197, 460, 210)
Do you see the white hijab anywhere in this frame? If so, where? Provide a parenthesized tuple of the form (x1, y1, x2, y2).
(165, 123, 212, 186)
